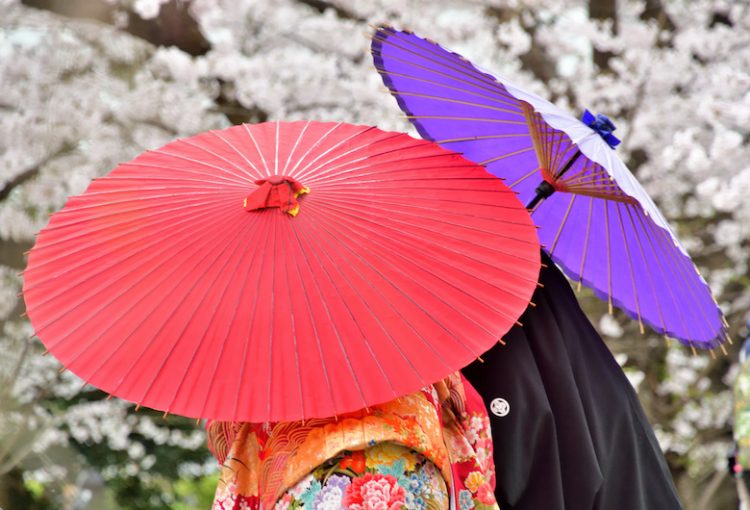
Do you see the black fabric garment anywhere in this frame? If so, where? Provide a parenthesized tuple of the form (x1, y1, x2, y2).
(462, 253, 683, 510)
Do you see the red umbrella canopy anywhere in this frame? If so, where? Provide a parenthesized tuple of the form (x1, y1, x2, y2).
(23, 121, 540, 423)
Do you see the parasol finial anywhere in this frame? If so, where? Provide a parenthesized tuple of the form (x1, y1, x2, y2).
(244, 175, 310, 217)
(581, 110, 621, 148)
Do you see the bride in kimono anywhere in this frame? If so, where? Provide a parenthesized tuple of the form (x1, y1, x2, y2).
(207, 372, 500, 510)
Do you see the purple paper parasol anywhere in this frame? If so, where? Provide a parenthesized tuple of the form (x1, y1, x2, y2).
(371, 26, 727, 349)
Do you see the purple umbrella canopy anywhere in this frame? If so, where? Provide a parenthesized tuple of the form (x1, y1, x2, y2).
(371, 26, 728, 349)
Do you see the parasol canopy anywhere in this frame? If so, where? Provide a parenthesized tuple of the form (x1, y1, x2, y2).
(23, 120, 540, 422)
(371, 26, 727, 349)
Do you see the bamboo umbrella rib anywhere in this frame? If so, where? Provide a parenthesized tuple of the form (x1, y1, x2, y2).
(179, 139, 261, 181)
(562, 166, 616, 184)
(577, 196, 595, 290)
(26, 202, 231, 276)
(96, 176, 253, 189)
(286, 226, 337, 417)
(548, 125, 570, 174)
(280, 225, 305, 418)
(316, 167, 497, 185)
(302, 144, 440, 182)
(521, 104, 545, 165)
(312, 199, 538, 308)
(508, 167, 540, 189)
(229, 212, 276, 419)
(391, 91, 524, 116)
(375, 68, 524, 110)
(372, 36, 520, 102)
(305, 202, 513, 340)
(561, 163, 609, 185)
(649, 218, 718, 340)
(25, 198, 229, 282)
(242, 123, 273, 177)
(568, 183, 623, 194)
(318, 194, 540, 267)
(631, 206, 692, 340)
(210, 129, 264, 177)
(289, 122, 374, 180)
(311, 162, 488, 189)
(405, 115, 526, 125)
(49, 208, 254, 375)
(119, 162, 250, 186)
(434, 133, 529, 144)
(60, 189, 232, 208)
(175, 216, 274, 419)
(318, 190, 523, 210)
(196, 214, 277, 418)
(641, 213, 719, 340)
(121, 160, 255, 183)
(308, 213, 455, 374)
(381, 31, 526, 105)
(30, 193, 226, 246)
(286, 122, 345, 178)
(564, 183, 627, 195)
(372, 52, 521, 106)
(533, 113, 552, 166)
(551, 142, 577, 179)
(86, 210, 255, 361)
(294, 130, 403, 184)
(299, 217, 414, 397)
(557, 144, 577, 176)
(301, 148, 455, 187)
(274, 121, 280, 175)
(250, 130, 281, 417)
(383, 28, 495, 77)
(615, 204, 644, 333)
(135, 205, 262, 411)
(318, 197, 540, 265)
(28, 200, 237, 311)
(564, 182, 629, 195)
(478, 147, 535, 166)
(563, 176, 622, 188)
(288, 220, 370, 412)
(549, 194, 576, 256)
(149, 151, 252, 186)
(265, 215, 278, 418)
(293, 126, 385, 183)
(316, 183, 518, 193)
(281, 121, 312, 176)
(624, 204, 667, 335)
(563, 188, 638, 203)
(541, 120, 556, 169)
(604, 200, 613, 313)
(320, 193, 536, 228)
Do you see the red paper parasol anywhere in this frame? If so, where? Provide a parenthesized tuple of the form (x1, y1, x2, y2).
(23, 121, 540, 422)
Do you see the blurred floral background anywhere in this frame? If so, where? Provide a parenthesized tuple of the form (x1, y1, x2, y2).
(0, 0, 748, 508)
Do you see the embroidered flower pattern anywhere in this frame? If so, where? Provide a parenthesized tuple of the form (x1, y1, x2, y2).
(459, 489, 475, 510)
(278, 443, 447, 509)
(342, 473, 405, 510)
(464, 471, 485, 493)
(313, 475, 350, 510)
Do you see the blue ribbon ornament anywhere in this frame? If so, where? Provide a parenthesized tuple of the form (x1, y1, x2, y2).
(581, 109, 621, 149)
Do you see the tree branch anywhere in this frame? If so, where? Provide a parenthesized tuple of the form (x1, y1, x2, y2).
(21, 0, 211, 56)
(589, 0, 618, 72)
(0, 146, 70, 203)
(292, 0, 364, 22)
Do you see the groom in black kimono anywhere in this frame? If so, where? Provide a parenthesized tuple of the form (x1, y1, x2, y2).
(462, 252, 683, 509)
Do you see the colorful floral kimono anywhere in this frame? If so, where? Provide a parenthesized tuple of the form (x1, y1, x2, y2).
(207, 373, 499, 509)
